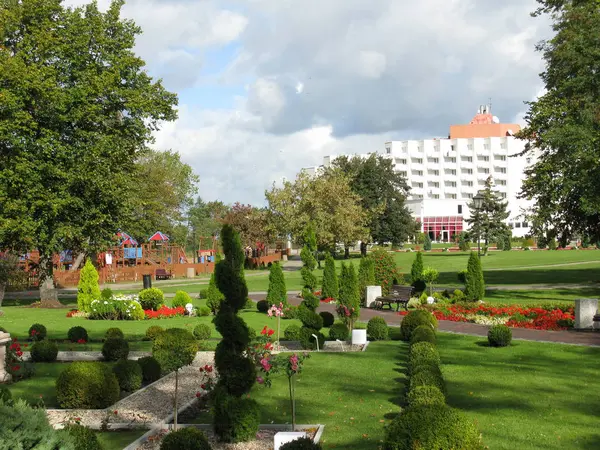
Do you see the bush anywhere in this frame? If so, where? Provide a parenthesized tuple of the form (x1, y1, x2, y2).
(153, 328, 198, 374)
(280, 437, 322, 449)
(77, 259, 101, 313)
(172, 290, 193, 309)
(256, 300, 269, 313)
(266, 262, 287, 306)
(0, 386, 12, 403)
(56, 361, 120, 408)
(319, 311, 335, 328)
(458, 232, 470, 252)
(198, 306, 211, 316)
(206, 272, 224, 314)
(284, 324, 302, 341)
(65, 424, 102, 450)
(299, 307, 323, 330)
(410, 325, 436, 345)
(198, 288, 208, 299)
(452, 289, 465, 302)
(400, 310, 437, 341)
(367, 317, 389, 341)
(212, 391, 260, 443)
(102, 337, 129, 361)
(321, 253, 339, 301)
(283, 305, 299, 319)
(329, 322, 349, 341)
(464, 252, 485, 301)
(358, 256, 376, 302)
(194, 324, 212, 340)
(104, 327, 124, 340)
(113, 359, 143, 392)
(30, 340, 58, 363)
(67, 326, 88, 343)
(100, 287, 113, 300)
(138, 288, 165, 311)
(423, 234, 432, 251)
(299, 327, 325, 350)
(488, 324, 512, 347)
(384, 404, 482, 450)
(409, 366, 446, 394)
(145, 325, 164, 341)
(160, 426, 211, 450)
(28, 323, 46, 342)
(409, 342, 441, 372)
(407, 385, 445, 407)
(457, 269, 468, 284)
(371, 248, 400, 296)
(137, 356, 162, 384)
(244, 299, 254, 309)
(410, 252, 424, 284)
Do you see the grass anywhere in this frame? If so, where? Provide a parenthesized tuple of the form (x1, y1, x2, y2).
(96, 430, 147, 450)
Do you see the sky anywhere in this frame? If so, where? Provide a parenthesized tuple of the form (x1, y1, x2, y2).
(67, 0, 551, 205)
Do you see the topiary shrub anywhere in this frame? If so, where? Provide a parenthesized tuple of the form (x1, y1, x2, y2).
(329, 322, 349, 341)
(410, 325, 436, 345)
(113, 359, 143, 392)
(256, 300, 269, 313)
(30, 340, 58, 363)
(172, 290, 193, 309)
(56, 361, 120, 409)
(212, 391, 261, 443)
(28, 323, 46, 342)
(145, 325, 164, 341)
(400, 310, 437, 341)
(423, 234, 432, 251)
(244, 299, 254, 309)
(64, 424, 102, 450)
(410, 251, 424, 285)
(367, 317, 389, 341)
(409, 366, 446, 394)
(408, 342, 441, 372)
(337, 262, 361, 329)
(407, 385, 446, 407)
(198, 306, 211, 316)
(266, 261, 287, 306)
(283, 324, 302, 341)
(371, 248, 401, 296)
(321, 253, 339, 301)
(319, 311, 335, 328)
(138, 288, 165, 311)
(464, 252, 485, 301)
(194, 324, 212, 340)
(206, 270, 224, 315)
(153, 328, 198, 374)
(280, 436, 323, 449)
(160, 426, 212, 450)
(283, 305, 299, 319)
(198, 289, 208, 299)
(102, 337, 129, 361)
(77, 259, 101, 313)
(299, 327, 325, 350)
(384, 404, 482, 450)
(67, 326, 89, 343)
(298, 307, 323, 330)
(358, 256, 376, 303)
(104, 327, 124, 340)
(488, 324, 512, 347)
(137, 356, 162, 384)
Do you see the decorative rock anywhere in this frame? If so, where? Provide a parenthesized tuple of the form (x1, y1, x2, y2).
(0, 332, 12, 383)
(427, 296, 435, 304)
(365, 286, 382, 308)
(185, 303, 194, 315)
(274, 432, 307, 450)
(575, 299, 599, 329)
(351, 329, 367, 345)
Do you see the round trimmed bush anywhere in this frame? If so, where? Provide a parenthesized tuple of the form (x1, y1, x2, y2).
(68, 326, 89, 343)
(172, 290, 193, 309)
(244, 298, 255, 309)
(407, 385, 445, 407)
(319, 311, 335, 328)
(280, 437, 322, 449)
(400, 310, 437, 341)
(384, 404, 482, 450)
(283, 305, 299, 319)
(145, 325, 164, 341)
(212, 391, 260, 443)
(298, 308, 323, 330)
(153, 328, 198, 374)
(137, 356, 162, 384)
(328, 322, 349, 341)
(194, 324, 212, 340)
(113, 359, 143, 392)
(101, 337, 129, 361)
(160, 426, 211, 450)
(56, 361, 120, 409)
(28, 323, 46, 341)
(31, 340, 59, 362)
(367, 317, 389, 341)
(299, 327, 325, 350)
(410, 325, 436, 345)
(198, 306, 211, 316)
(409, 366, 446, 394)
(488, 324, 512, 347)
(104, 327, 124, 340)
(284, 324, 302, 341)
(64, 424, 102, 450)
(138, 288, 165, 311)
(256, 300, 269, 313)
(408, 342, 440, 373)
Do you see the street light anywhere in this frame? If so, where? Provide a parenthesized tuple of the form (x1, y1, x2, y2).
(473, 191, 485, 257)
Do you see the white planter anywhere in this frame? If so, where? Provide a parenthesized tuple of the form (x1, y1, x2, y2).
(427, 296, 435, 304)
(365, 285, 382, 308)
(351, 329, 367, 345)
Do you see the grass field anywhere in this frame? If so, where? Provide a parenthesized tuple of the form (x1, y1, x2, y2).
(96, 430, 146, 450)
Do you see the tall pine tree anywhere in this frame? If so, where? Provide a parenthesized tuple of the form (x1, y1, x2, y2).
(338, 263, 360, 329)
(321, 253, 339, 301)
(357, 256, 375, 302)
(464, 252, 485, 302)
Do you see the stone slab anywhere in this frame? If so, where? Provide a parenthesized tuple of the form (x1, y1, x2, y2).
(575, 299, 599, 329)
(365, 285, 382, 308)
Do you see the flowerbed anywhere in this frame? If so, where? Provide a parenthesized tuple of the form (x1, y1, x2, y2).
(144, 305, 185, 319)
(400, 304, 575, 331)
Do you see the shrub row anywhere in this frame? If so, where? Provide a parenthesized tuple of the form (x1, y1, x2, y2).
(384, 310, 483, 449)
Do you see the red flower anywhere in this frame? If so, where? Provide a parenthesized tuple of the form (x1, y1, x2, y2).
(77, 339, 86, 344)
(196, 392, 201, 398)
(261, 326, 268, 335)
(23, 344, 28, 348)
(201, 384, 206, 389)
(267, 329, 274, 337)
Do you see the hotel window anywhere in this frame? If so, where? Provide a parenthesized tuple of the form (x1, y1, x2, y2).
(494, 155, 507, 161)
(484, 144, 490, 150)
(461, 156, 473, 162)
(414, 194, 423, 199)
(450, 145, 455, 151)
(522, 222, 529, 228)
(461, 168, 473, 174)
(478, 180, 486, 186)
(462, 180, 473, 187)
(458, 205, 463, 214)
(428, 157, 439, 164)
(445, 157, 456, 163)
(399, 171, 407, 177)
(412, 182, 423, 188)
(428, 181, 440, 188)
(446, 194, 457, 199)
(495, 167, 507, 174)
(430, 194, 440, 199)
(478, 168, 490, 174)
(499, 192, 507, 199)
(411, 157, 423, 164)
(412, 170, 423, 176)
(427, 169, 440, 176)
(444, 169, 457, 175)
(395, 158, 407, 165)
(445, 181, 457, 187)
(463, 193, 473, 199)
(386, 147, 391, 154)
(515, 222, 521, 228)
(477, 155, 489, 162)
(496, 179, 507, 186)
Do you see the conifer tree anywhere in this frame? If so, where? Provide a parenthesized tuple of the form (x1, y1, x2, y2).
(266, 262, 287, 306)
(423, 234, 432, 251)
(321, 253, 339, 301)
(357, 256, 375, 301)
(338, 263, 360, 329)
(464, 252, 485, 302)
(410, 252, 424, 283)
(77, 259, 101, 313)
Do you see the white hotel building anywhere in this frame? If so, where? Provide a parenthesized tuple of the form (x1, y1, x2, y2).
(305, 105, 535, 240)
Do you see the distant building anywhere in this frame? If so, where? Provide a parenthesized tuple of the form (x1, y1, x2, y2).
(303, 105, 535, 240)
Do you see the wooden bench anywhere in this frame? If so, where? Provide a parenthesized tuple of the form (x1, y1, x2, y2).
(155, 268, 173, 280)
(374, 285, 414, 311)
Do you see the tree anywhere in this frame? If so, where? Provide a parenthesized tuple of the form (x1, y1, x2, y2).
(266, 262, 287, 307)
(466, 177, 510, 254)
(423, 234, 432, 251)
(464, 252, 485, 301)
(357, 256, 376, 302)
(0, 253, 19, 309)
(410, 252, 424, 283)
(77, 259, 101, 313)
(332, 154, 418, 252)
(0, 0, 178, 304)
(321, 253, 339, 301)
(187, 198, 228, 251)
(266, 169, 369, 250)
(458, 232, 470, 252)
(517, 0, 600, 243)
(222, 203, 275, 250)
(421, 267, 439, 297)
(337, 262, 360, 330)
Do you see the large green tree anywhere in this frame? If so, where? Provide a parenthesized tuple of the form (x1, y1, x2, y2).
(332, 154, 417, 253)
(222, 203, 275, 250)
(0, 0, 177, 303)
(186, 198, 229, 251)
(517, 0, 600, 244)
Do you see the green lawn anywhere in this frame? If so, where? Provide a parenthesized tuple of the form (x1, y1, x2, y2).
(96, 430, 146, 450)
(484, 287, 599, 306)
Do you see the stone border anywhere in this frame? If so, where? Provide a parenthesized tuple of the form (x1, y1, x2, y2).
(22, 351, 151, 362)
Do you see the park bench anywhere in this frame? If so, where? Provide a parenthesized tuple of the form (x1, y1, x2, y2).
(374, 285, 414, 311)
(155, 268, 173, 280)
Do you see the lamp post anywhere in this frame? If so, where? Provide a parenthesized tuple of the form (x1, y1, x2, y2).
(473, 191, 485, 257)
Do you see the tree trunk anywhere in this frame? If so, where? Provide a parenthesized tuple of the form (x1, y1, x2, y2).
(174, 369, 179, 430)
(70, 252, 86, 271)
(38, 253, 61, 308)
(0, 283, 5, 309)
(360, 242, 367, 257)
(344, 246, 350, 259)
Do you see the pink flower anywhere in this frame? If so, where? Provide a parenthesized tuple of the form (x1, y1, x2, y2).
(260, 358, 272, 372)
(256, 376, 264, 384)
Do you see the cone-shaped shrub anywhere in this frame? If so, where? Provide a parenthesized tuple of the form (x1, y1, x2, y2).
(266, 261, 287, 306)
(357, 256, 375, 302)
(464, 252, 485, 301)
(410, 252, 424, 283)
(321, 253, 339, 301)
(77, 259, 100, 313)
(337, 263, 361, 329)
